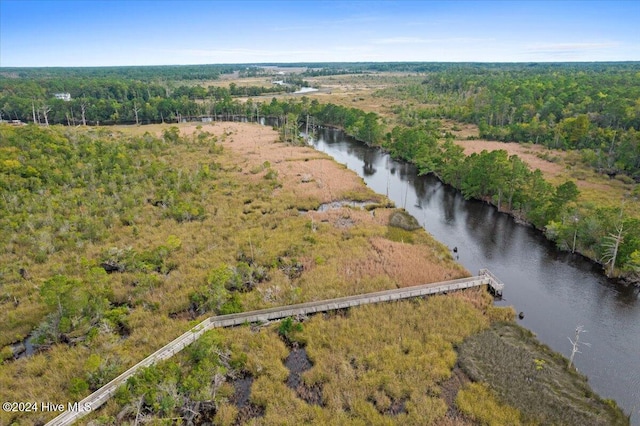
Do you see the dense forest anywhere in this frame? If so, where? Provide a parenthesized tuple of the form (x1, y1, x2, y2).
(0, 67, 310, 126)
(0, 64, 238, 80)
(388, 64, 640, 179)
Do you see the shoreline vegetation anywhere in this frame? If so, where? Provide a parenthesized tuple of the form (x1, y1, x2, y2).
(0, 121, 628, 424)
(320, 119, 639, 287)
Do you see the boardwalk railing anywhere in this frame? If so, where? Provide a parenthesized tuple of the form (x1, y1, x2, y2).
(45, 270, 503, 426)
(479, 268, 504, 296)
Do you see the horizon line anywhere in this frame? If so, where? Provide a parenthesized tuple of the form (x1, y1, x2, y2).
(2, 60, 640, 69)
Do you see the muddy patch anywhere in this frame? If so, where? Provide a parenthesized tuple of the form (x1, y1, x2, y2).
(368, 392, 407, 416)
(230, 376, 253, 408)
(229, 375, 265, 424)
(284, 347, 323, 405)
(440, 364, 473, 423)
(9, 335, 35, 360)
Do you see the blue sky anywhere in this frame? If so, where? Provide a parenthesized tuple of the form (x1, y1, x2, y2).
(1, 1, 638, 66)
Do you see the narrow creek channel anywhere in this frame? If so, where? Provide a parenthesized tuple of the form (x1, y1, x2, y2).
(307, 127, 640, 422)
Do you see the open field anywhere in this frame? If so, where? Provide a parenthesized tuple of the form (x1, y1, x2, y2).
(443, 121, 570, 180)
(306, 74, 413, 120)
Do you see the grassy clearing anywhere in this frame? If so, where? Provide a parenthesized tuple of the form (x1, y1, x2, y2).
(458, 322, 629, 425)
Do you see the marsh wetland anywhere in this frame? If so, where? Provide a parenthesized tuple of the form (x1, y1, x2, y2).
(1, 62, 638, 424)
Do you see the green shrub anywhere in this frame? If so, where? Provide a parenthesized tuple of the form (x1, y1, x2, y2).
(264, 168, 278, 180)
(220, 293, 243, 315)
(250, 161, 271, 174)
(615, 174, 635, 185)
(0, 346, 14, 362)
(389, 210, 421, 231)
(277, 317, 303, 339)
(166, 201, 206, 222)
(69, 377, 90, 400)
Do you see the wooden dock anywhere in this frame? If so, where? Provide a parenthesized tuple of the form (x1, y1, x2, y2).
(45, 270, 503, 425)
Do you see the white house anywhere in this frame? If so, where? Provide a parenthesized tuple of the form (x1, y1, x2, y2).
(54, 93, 71, 101)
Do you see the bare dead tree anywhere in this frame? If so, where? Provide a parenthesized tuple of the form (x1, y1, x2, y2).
(69, 106, 76, 126)
(41, 104, 51, 126)
(32, 100, 38, 124)
(568, 325, 590, 369)
(133, 395, 144, 426)
(133, 101, 141, 125)
(602, 222, 624, 278)
(571, 214, 579, 253)
(80, 100, 88, 126)
(608, 130, 617, 170)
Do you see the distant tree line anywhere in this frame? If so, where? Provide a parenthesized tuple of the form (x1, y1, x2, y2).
(0, 77, 308, 126)
(0, 64, 237, 81)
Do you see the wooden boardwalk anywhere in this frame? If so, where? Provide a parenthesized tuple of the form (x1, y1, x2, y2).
(45, 270, 503, 425)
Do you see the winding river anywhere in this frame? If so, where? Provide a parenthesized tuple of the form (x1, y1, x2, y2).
(308, 127, 640, 422)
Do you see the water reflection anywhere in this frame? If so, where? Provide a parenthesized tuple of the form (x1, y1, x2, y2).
(362, 149, 377, 176)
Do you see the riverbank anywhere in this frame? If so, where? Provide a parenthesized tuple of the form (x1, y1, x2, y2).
(321, 117, 640, 287)
(309, 123, 638, 422)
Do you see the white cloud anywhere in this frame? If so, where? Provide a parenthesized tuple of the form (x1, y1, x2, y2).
(526, 42, 619, 53)
(372, 36, 494, 45)
(153, 47, 331, 60)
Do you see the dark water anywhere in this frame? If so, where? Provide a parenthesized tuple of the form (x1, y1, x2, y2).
(309, 128, 640, 422)
(284, 347, 313, 389)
